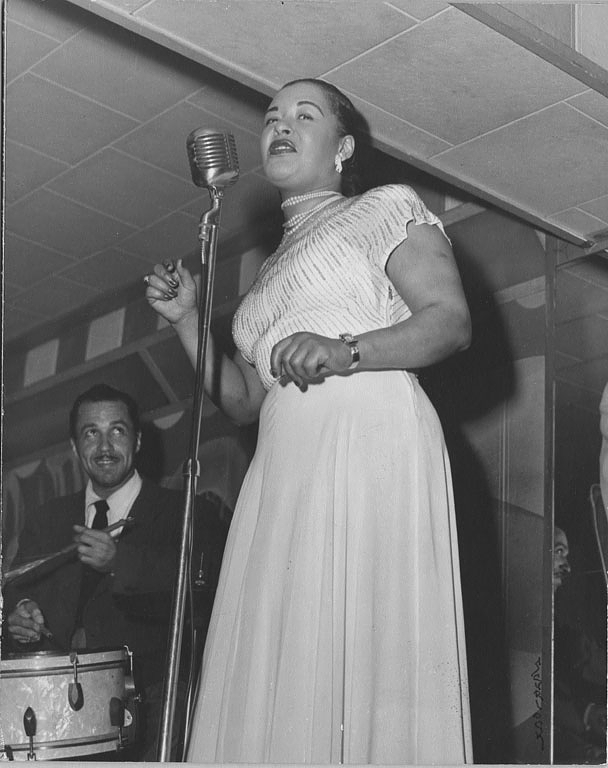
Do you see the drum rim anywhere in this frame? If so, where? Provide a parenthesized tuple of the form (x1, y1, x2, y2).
(1, 730, 122, 756)
(2, 645, 128, 660)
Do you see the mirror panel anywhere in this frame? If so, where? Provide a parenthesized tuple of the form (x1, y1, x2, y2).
(553, 251, 608, 765)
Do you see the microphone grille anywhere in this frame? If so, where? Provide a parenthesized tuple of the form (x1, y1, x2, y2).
(186, 128, 239, 189)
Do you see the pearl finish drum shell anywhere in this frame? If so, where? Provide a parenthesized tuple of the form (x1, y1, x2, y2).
(0, 647, 131, 760)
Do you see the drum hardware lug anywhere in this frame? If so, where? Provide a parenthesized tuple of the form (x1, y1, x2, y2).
(23, 707, 37, 760)
(109, 697, 126, 748)
(123, 645, 134, 677)
(68, 651, 84, 711)
(123, 692, 142, 749)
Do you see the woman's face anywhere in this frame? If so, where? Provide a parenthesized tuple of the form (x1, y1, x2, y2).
(261, 82, 343, 194)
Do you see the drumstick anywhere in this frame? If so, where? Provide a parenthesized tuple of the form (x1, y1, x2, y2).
(39, 625, 55, 642)
(2, 517, 135, 587)
(37, 623, 70, 652)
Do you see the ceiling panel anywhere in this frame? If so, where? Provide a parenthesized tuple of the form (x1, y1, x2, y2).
(566, 89, 608, 126)
(135, 0, 417, 85)
(6, 74, 139, 163)
(551, 208, 608, 238)
(47, 148, 200, 228)
(580, 195, 608, 222)
(114, 101, 261, 181)
(331, 8, 585, 145)
(3, 233, 76, 289)
(33, 20, 205, 122)
(387, 1, 450, 20)
(8, 0, 87, 40)
(59, 248, 155, 291)
(187, 80, 268, 135)
(4, 140, 69, 205)
(432, 104, 608, 218)
(6, 189, 137, 256)
(5, 20, 61, 81)
(348, 95, 452, 159)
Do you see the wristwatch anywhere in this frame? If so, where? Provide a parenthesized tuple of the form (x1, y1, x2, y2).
(339, 333, 360, 370)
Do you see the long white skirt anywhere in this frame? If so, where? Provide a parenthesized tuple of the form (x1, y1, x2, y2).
(187, 370, 472, 764)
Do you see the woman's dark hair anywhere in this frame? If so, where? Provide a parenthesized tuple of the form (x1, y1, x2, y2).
(281, 78, 369, 196)
(69, 383, 141, 440)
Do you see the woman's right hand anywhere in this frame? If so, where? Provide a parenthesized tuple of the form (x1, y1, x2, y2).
(144, 258, 198, 327)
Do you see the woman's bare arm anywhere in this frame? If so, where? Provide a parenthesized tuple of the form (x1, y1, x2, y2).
(146, 260, 266, 424)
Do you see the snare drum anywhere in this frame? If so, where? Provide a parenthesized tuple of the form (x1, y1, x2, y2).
(0, 647, 138, 760)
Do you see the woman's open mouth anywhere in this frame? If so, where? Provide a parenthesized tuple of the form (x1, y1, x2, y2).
(269, 139, 296, 156)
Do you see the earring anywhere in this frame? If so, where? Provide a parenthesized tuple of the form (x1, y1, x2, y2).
(334, 154, 343, 174)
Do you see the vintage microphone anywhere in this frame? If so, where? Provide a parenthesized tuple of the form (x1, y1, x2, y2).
(157, 129, 239, 762)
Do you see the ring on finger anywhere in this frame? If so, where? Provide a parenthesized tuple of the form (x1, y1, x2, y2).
(143, 275, 150, 285)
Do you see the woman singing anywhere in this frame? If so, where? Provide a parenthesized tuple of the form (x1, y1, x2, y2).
(145, 78, 472, 764)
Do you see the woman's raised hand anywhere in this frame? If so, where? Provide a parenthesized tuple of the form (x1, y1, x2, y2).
(270, 332, 352, 388)
(144, 258, 198, 326)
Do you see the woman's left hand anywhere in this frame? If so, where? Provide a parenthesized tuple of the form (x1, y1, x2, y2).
(270, 332, 352, 387)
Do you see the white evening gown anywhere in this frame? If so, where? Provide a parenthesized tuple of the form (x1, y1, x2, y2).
(187, 185, 472, 764)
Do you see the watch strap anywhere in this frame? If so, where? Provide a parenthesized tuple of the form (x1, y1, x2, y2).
(339, 333, 360, 369)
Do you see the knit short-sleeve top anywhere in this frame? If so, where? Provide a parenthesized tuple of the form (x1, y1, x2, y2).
(232, 184, 447, 391)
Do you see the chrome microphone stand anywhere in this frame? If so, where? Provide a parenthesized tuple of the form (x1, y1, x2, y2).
(157, 186, 225, 761)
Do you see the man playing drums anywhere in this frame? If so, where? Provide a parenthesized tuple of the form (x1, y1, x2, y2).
(3, 384, 225, 760)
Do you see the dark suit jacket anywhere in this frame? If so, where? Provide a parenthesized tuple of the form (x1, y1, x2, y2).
(3, 479, 226, 691)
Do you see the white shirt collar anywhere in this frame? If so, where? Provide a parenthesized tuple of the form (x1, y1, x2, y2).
(85, 470, 142, 532)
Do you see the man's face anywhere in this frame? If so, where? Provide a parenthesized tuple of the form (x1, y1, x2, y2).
(71, 400, 141, 498)
(553, 527, 571, 593)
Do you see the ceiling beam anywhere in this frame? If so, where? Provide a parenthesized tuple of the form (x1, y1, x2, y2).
(368, 133, 588, 248)
(584, 230, 608, 257)
(452, 3, 608, 98)
(138, 346, 181, 404)
(440, 202, 486, 228)
(3, 295, 239, 407)
(3, 325, 174, 407)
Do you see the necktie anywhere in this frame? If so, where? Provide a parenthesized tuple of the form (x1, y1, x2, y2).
(73, 499, 110, 643)
(92, 499, 109, 530)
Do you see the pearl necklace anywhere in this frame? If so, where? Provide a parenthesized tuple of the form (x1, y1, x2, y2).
(281, 190, 340, 209)
(283, 194, 343, 234)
